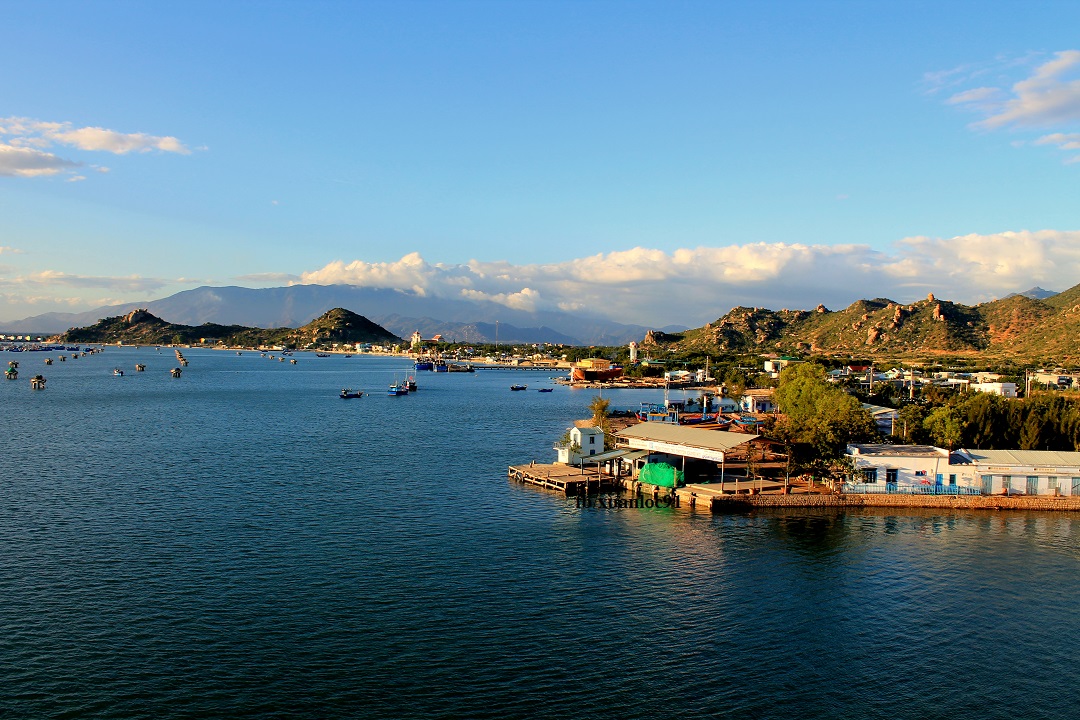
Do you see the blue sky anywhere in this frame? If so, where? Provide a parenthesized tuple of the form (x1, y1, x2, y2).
(3, 1, 1080, 327)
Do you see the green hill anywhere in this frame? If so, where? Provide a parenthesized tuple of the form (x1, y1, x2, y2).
(58, 308, 401, 347)
(645, 284, 1080, 362)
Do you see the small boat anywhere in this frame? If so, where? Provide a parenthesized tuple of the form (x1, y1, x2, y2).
(387, 382, 409, 396)
(406, 376, 418, 391)
(510, 385, 527, 391)
(316, 353, 330, 358)
(537, 388, 554, 393)
(113, 368, 124, 377)
(340, 389, 364, 399)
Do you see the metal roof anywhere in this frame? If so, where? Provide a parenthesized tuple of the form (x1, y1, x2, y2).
(616, 424, 757, 455)
(849, 444, 946, 458)
(960, 449, 1080, 468)
(575, 448, 650, 465)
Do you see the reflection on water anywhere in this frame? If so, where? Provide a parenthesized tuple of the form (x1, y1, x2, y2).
(2, 348, 1079, 719)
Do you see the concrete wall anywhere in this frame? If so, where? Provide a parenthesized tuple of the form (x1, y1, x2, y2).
(711, 494, 1080, 512)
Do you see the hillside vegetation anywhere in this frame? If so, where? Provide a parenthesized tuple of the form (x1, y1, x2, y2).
(58, 308, 400, 347)
(645, 284, 1080, 363)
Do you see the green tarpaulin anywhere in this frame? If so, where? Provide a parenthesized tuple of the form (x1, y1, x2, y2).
(638, 462, 684, 488)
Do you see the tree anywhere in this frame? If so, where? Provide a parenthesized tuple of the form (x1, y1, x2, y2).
(774, 363, 877, 471)
(587, 395, 614, 449)
(923, 406, 963, 448)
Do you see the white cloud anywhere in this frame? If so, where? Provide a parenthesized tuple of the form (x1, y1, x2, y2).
(939, 51, 1080, 164)
(0, 143, 80, 177)
(294, 231, 1080, 326)
(7, 270, 168, 293)
(0, 116, 190, 180)
(0, 246, 25, 255)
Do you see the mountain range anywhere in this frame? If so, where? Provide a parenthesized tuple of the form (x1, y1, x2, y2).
(643, 283, 1080, 362)
(6, 284, 681, 345)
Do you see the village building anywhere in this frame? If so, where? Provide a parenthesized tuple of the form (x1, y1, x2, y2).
(847, 444, 1080, 496)
(954, 449, 1080, 496)
(970, 381, 1018, 398)
(861, 403, 901, 435)
(739, 388, 776, 413)
(553, 421, 606, 465)
(846, 444, 975, 491)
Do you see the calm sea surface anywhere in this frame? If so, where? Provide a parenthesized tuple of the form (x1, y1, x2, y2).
(3, 348, 1080, 719)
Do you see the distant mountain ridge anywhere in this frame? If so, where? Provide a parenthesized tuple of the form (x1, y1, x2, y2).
(6, 284, 675, 345)
(1005, 286, 1058, 300)
(645, 282, 1080, 361)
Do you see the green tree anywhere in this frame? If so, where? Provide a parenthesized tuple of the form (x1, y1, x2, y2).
(923, 405, 963, 448)
(774, 363, 877, 470)
(587, 395, 614, 449)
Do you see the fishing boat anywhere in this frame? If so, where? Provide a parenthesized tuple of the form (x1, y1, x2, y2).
(113, 368, 124, 377)
(537, 388, 554, 393)
(315, 353, 330, 358)
(406, 376, 418, 392)
(510, 384, 527, 391)
(414, 360, 434, 371)
(339, 389, 364, 399)
(387, 382, 409, 396)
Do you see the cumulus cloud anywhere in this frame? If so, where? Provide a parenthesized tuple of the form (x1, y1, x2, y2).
(941, 51, 1080, 163)
(294, 231, 1080, 326)
(0, 116, 190, 179)
(0, 246, 24, 255)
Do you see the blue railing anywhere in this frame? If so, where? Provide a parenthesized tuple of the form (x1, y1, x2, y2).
(843, 483, 984, 496)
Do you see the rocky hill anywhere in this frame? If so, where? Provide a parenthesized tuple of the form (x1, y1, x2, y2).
(58, 308, 400, 347)
(643, 283, 1080, 362)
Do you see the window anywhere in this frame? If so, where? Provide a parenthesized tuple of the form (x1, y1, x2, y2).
(982, 475, 993, 494)
(1002, 475, 1012, 492)
(885, 469, 898, 483)
(862, 468, 878, 483)
(949, 474, 956, 486)
(1048, 476, 1059, 491)
(589, 435, 595, 444)
(1027, 476, 1039, 495)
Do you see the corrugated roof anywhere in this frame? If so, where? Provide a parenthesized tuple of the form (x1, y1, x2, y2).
(616, 424, 757, 452)
(850, 443, 945, 458)
(961, 449, 1080, 467)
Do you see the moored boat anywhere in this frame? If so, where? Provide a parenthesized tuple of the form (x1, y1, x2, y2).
(340, 389, 364, 399)
(510, 384, 527, 391)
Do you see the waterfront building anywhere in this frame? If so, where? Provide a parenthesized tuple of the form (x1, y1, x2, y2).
(955, 449, 1080, 496)
(554, 421, 605, 465)
(739, 388, 776, 413)
(847, 444, 975, 490)
(847, 444, 1080, 496)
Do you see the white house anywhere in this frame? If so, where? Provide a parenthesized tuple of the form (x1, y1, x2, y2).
(970, 382, 1018, 398)
(740, 389, 776, 413)
(954, 449, 1080, 496)
(554, 421, 605, 465)
(845, 444, 977, 490)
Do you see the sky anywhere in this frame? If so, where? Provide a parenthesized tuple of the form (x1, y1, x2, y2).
(2, 0, 1080, 328)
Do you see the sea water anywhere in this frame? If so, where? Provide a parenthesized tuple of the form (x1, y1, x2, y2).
(2, 348, 1079, 719)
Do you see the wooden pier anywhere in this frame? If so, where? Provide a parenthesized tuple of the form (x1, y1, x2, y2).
(509, 463, 622, 495)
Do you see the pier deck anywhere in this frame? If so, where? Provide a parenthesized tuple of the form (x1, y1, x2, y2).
(509, 463, 621, 494)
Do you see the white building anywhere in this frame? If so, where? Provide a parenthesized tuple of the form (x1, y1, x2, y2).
(554, 421, 605, 465)
(970, 382, 1018, 398)
(740, 389, 776, 413)
(861, 403, 901, 435)
(846, 444, 976, 490)
(955, 449, 1080, 496)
